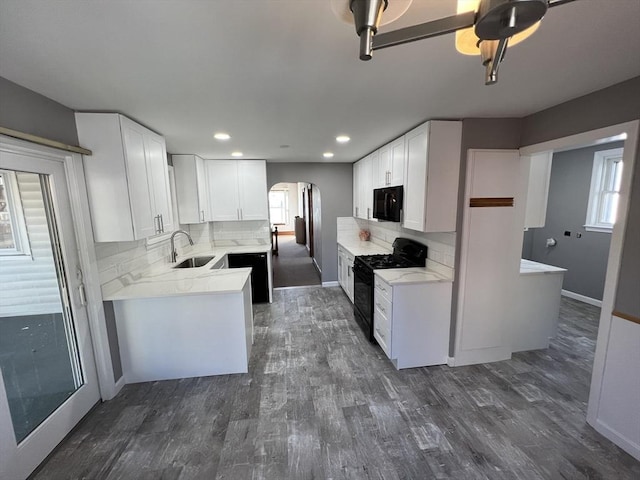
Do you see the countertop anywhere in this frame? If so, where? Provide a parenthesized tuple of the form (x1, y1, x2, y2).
(337, 240, 391, 256)
(103, 244, 271, 301)
(338, 240, 453, 285)
(375, 266, 453, 285)
(520, 259, 567, 276)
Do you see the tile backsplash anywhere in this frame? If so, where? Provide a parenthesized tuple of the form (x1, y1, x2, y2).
(211, 220, 271, 246)
(95, 220, 271, 297)
(337, 216, 456, 269)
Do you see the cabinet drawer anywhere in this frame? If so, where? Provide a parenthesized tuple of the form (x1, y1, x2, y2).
(374, 310, 391, 357)
(374, 292, 392, 319)
(375, 276, 392, 302)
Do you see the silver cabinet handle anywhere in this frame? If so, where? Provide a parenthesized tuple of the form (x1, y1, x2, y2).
(201, 210, 205, 222)
(159, 214, 164, 233)
(154, 215, 161, 234)
(367, 207, 370, 219)
(355, 207, 358, 217)
(376, 302, 385, 314)
(240, 208, 243, 220)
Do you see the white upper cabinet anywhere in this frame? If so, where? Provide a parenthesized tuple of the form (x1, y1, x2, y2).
(353, 152, 374, 220)
(402, 121, 462, 232)
(238, 160, 269, 220)
(172, 154, 210, 224)
(206, 160, 268, 221)
(523, 151, 553, 229)
(376, 136, 405, 188)
(75, 113, 174, 242)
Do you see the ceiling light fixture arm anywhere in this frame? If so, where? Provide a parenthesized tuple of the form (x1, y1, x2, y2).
(351, 0, 581, 84)
(372, 11, 476, 51)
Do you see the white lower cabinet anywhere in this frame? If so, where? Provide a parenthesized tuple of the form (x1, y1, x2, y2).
(373, 275, 452, 369)
(337, 246, 354, 302)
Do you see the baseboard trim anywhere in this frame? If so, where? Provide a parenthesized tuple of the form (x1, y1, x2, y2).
(592, 418, 640, 461)
(274, 285, 321, 291)
(312, 258, 322, 274)
(113, 375, 126, 396)
(561, 289, 602, 308)
(322, 281, 339, 287)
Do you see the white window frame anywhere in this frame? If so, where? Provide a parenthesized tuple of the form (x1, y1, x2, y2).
(584, 148, 624, 233)
(0, 169, 31, 256)
(269, 189, 289, 226)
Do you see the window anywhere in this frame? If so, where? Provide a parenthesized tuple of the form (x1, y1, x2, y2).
(269, 190, 288, 225)
(0, 170, 30, 256)
(585, 148, 624, 233)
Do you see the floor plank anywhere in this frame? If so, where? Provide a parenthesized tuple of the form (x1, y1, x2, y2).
(31, 290, 640, 480)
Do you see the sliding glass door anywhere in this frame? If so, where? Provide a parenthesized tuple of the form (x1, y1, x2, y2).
(0, 143, 99, 480)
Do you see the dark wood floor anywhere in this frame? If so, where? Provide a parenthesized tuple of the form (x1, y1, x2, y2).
(32, 289, 640, 479)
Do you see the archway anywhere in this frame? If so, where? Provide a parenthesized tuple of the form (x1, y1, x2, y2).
(269, 182, 321, 287)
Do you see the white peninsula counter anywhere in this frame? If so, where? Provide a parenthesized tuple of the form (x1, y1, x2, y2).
(103, 248, 267, 384)
(513, 259, 567, 352)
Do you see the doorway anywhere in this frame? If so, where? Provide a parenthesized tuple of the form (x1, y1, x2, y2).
(0, 143, 100, 480)
(522, 142, 624, 307)
(520, 121, 639, 458)
(269, 182, 321, 287)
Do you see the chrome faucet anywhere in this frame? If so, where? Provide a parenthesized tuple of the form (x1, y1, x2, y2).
(170, 230, 194, 262)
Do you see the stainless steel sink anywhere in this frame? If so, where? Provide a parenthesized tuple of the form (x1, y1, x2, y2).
(173, 256, 214, 268)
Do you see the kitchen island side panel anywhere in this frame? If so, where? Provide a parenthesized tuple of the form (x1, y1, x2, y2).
(114, 290, 250, 384)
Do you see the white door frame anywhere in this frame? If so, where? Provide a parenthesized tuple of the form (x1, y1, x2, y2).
(0, 136, 122, 402)
(519, 120, 639, 458)
(0, 140, 105, 479)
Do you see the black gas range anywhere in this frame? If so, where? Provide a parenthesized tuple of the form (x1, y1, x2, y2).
(352, 238, 428, 342)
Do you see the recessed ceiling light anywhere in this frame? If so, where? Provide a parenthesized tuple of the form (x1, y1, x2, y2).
(214, 132, 231, 141)
(336, 135, 350, 143)
(231, 151, 243, 157)
(323, 152, 334, 158)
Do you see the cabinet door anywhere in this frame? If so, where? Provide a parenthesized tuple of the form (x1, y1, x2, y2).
(388, 136, 406, 186)
(238, 160, 268, 220)
(376, 145, 390, 188)
(121, 119, 156, 239)
(173, 154, 208, 224)
(207, 160, 240, 221)
(353, 160, 361, 217)
(402, 123, 428, 231)
(523, 151, 552, 229)
(360, 153, 374, 220)
(346, 255, 354, 302)
(144, 133, 174, 233)
(195, 156, 209, 221)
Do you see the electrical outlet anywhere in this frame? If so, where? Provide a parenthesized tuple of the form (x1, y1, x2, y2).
(576, 232, 582, 238)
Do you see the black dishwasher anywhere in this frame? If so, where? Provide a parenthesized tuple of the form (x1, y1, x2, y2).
(227, 253, 269, 303)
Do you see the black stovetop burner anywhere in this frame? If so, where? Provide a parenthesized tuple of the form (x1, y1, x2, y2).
(353, 237, 428, 272)
(355, 254, 418, 270)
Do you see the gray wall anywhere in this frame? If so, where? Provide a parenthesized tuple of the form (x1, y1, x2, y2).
(521, 76, 640, 318)
(267, 163, 353, 283)
(0, 76, 78, 145)
(526, 142, 623, 300)
(521, 77, 640, 146)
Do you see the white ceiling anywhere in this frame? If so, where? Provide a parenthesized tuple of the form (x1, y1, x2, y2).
(0, 0, 639, 163)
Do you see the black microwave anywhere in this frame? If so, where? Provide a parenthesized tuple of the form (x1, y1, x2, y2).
(373, 186, 403, 222)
